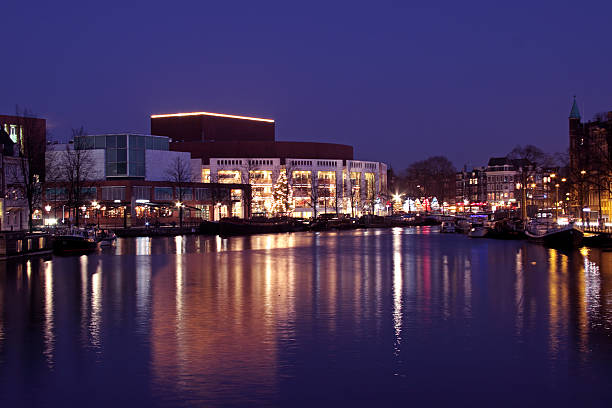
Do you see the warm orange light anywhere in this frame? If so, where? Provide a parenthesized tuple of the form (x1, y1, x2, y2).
(151, 111, 274, 123)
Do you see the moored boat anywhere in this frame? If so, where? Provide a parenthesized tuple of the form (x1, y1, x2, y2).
(487, 218, 525, 240)
(96, 229, 117, 246)
(199, 220, 221, 235)
(52, 235, 99, 255)
(468, 225, 488, 238)
(455, 217, 471, 234)
(219, 218, 298, 236)
(525, 224, 583, 249)
(440, 221, 456, 233)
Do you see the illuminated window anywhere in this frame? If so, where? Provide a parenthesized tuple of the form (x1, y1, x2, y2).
(317, 171, 337, 209)
(9, 125, 17, 143)
(349, 172, 361, 206)
(365, 172, 376, 200)
(250, 170, 273, 213)
(218, 170, 241, 184)
(292, 171, 313, 208)
(231, 189, 243, 201)
(202, 168, 211, 183)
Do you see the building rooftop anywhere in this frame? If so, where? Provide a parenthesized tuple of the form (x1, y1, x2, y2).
(150, 111, 274, 123)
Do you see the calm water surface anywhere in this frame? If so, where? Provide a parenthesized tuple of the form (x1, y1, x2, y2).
(1, 227, 612, 407)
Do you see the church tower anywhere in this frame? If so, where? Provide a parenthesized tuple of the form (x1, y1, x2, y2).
(569, 96, 582, 172)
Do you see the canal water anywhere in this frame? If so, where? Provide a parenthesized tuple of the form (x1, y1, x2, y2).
(1, 228, 611, 407)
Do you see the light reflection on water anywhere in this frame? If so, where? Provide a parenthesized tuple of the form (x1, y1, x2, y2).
(0, 228, 612, 406)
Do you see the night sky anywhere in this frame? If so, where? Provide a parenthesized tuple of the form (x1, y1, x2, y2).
(2, 0, 612, 170)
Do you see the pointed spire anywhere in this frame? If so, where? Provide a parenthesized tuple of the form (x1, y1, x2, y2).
(569, 95, 581, 119)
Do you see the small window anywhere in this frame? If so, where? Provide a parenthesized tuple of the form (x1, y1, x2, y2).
(106, 135, 117, 148)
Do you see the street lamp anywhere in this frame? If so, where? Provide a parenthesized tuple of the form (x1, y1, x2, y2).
(554, 183, 560, 221)
(92, 201, 100, 228)
(44, 205, 51, 227)
(175, 201, 183, 228)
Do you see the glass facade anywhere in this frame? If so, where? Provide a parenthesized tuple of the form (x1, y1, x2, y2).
(318, 171, 337, 209)
(155, 187, 173, 201)
(101, 186, 126, 201)
(76, 134, 169, 178)
(250, 170, 273, 213)
(365, 172, 376, 200)
(292, 171, 312, 208)
(218, 170, 241, 184)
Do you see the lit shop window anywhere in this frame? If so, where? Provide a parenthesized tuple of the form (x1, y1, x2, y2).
(317, 171, 337, 208)
(365, 172, 376, 199)
(249, 170, 272, 183)
(202, 168, 211, 183)
(350, 172, 361, 205)
(232, 202, 242, 218)
(292, 171, 312, 207)
(218, 170, 241, 184)
(231, 189, 243, 201)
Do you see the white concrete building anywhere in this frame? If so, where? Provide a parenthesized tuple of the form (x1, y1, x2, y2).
(205, 157, 388, 217)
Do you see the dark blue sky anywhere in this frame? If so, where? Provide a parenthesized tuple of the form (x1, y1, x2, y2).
(2, 0, 611, 170)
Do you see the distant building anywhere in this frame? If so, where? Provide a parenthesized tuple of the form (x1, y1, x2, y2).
(0, 114, 46, 179)
(485, 157, 518, 205)
(568, 97, 612, 222)
(0, 127, 29, 230)
(455, 166, 487, 206)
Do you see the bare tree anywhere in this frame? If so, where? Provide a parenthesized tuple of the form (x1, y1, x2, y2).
(343, 172, 359, 217)
(507, 145, 552, 220)
(58, 128, 100, 227)
(6, 107, 46, 231)
(166, 156, 194, 227)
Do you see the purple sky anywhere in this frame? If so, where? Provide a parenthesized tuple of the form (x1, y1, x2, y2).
(2, 1, 612, 170)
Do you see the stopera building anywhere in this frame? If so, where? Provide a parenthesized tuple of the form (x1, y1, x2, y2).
(151, 111, 388, 217)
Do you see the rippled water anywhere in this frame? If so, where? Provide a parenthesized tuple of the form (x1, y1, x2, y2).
(1, 227, 612, 407)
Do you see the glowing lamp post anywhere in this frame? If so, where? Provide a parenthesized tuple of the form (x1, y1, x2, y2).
(92, 201, 101, 228)
(44, 205, 51, 227)
(176, 201, 183, 228)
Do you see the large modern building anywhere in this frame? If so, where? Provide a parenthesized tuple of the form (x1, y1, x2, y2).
(151, 111, 388, 217)
(44, 134, 251, 227)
